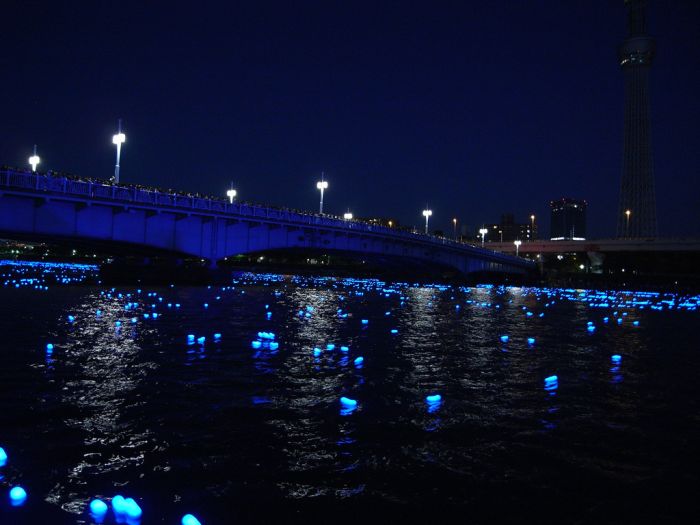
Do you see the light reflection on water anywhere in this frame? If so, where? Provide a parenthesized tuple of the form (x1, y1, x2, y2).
(0, 272, 699, 523)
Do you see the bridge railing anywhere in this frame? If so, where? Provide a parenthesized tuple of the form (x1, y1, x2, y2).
(0, 168, 530, 265)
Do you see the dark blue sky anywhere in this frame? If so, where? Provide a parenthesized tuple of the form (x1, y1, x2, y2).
(2, 1, 699, 238)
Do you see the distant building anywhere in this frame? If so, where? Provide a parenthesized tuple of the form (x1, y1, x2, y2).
(550, 198, 587, 240)
(476, 214, 534, 243)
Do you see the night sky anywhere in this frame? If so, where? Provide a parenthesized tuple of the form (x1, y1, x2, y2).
(2, 1, 699, 238)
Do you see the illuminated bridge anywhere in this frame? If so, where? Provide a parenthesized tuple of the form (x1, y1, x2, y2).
(0, 169, 533, 275)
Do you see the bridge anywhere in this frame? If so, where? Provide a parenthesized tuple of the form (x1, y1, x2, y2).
(486, 239, 700, 255)
(0, 169, 533, 275)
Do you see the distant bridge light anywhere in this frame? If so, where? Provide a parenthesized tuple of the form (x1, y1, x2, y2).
(316, 175, 328, 214)
(343, 211, 353, 220)
(514, 239, 522, 256)
(112, 119, 126, 183)
(226, 188, 237, 203)
(422, 208, 432, 234)
(28, 144, 40, 172)
(479, 227, 488, 247)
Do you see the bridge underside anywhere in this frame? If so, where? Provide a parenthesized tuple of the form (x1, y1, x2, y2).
(0, 192, 532, 276)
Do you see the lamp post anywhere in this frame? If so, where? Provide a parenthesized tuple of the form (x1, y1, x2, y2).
(499, 229, 503, 242)
(625, 210, 631, 238)
(452, 218, 458, 241)
(422, 208, 432, 235)
(112, 119, 126, 183)
(28, 145, 40, 172)
(530, 214, 536, 240)
(514, 239, 522, 257)
(226, 185, 237, 204)
(316, 175, 328, 214)
(479, 227, 488, 248)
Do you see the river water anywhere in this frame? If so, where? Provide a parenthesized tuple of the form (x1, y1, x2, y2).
(0, 262, 699, 524)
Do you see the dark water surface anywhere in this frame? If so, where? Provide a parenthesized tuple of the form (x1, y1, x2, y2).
(1, 265, 699, 524)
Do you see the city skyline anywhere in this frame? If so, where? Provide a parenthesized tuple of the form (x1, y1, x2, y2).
(2, 1, 699, 238)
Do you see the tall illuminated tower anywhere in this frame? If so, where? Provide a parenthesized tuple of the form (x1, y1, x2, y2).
(616, 0, 657, 238)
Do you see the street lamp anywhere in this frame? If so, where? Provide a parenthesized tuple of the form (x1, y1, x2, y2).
(514, 239, 522, 256)
(112, 119, 126, 183)
(625, 209, 631, 238)
(343, 211, 353, 220)
(28, 144, 40, 172)
(226, 185, 237, 204)
(498, 229, 503, 242)
(479, 227, 488, 248)
(452, 218, 458, 241)
(422, 208, 433, 234)
(530, 214, 536, 240)
(316, 176, 328, 214)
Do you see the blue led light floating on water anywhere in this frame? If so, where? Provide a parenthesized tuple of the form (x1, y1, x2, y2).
(587, 325, 596, 333)
(611, 354, 622, 365)
(197, 336, 206, 345)
(633, 320, 640, 326)
(67, 315, 75, 323)
(544, 375, 558, 392)
(313, 347, 322, 356)
(425, 394, 442, 413)
(251, 340, 262, 349)
(89, 498, 108, 518)
(112, 494, 126, 516)
(115, 321, 121, 327)
(340, 397, 358, 415)
(390, 329, 398, 334)
(9, 486, 27, 506)
(361, 319, 369, 325)
(187, 334, 195, 344)
(46, 343, 54, 352)
(0, 446, 7, 466)
(353, 356, 364, 367)
(527, 337, 536, 346)
(326, 343, 335, 350)
(182, 514, 202, 525)
(603, 317, 609, 323)
(269, 342, 279, 350)
(213, 333, 221, 341)
(340, 346, 349, 352)
(500, 335, 509, 343)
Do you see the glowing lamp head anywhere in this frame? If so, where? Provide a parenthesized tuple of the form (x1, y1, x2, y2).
(514, 240, 522, 247)
(343, 212, 353, 220)
(453, 218, 457, 224)
(422, 209, 432, 217)
(316, 180, 328, 190)
(625, 209, 631, 217)
(29, 154, 41, 171)
(112, 132, 126, 145)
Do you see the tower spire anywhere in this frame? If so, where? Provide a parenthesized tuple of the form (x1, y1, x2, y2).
(617, 0, 657, 238)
